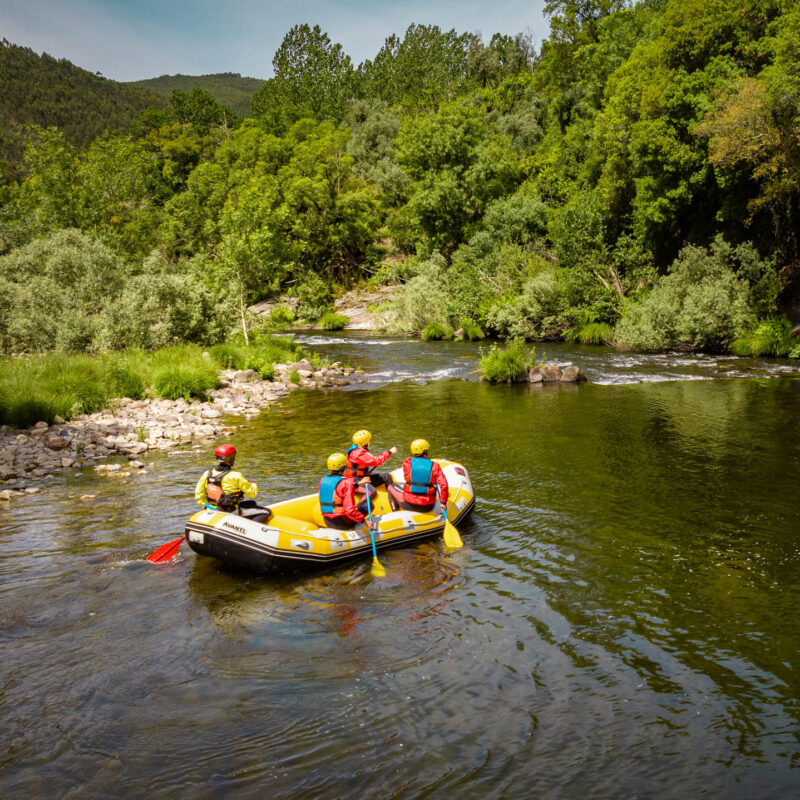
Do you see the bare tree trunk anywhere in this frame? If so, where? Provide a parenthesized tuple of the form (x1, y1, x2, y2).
(239, 284, 249, 346)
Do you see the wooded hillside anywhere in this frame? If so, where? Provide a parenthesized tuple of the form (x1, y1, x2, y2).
(0, 40, 165, 182)
(129, 73, 265, 117)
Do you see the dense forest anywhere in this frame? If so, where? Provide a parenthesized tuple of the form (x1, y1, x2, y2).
(129, 73, 266, 117)
(1, 0, 799, 358)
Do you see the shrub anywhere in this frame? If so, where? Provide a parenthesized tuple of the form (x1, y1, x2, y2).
(422, 322, 453, 341)
(481, 191, 548, 245)
(293, 273, 333, 321)
(389, 253, 449, 333)
(614, 237, 756, 352)
(289, 370, 301, 384)
(0, 229, 124, 353)
(269, 305, 295, 326)
(320, 312, 349, 331)
(99, 255, 226, 350)
(732, 317, 797, 357)
(480, 339, 531, 383)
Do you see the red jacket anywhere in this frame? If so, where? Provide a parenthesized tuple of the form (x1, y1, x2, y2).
(318, 475, 365, 524)
(401, 456, 448, 506)
(345, 445, 392, 478)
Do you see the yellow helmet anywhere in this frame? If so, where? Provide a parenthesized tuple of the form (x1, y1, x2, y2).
(410, 438, 430, 456)
(352, 429, 372, 447)
(327, 452, 347, 471)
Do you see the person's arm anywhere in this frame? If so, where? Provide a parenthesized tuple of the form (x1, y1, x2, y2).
(433, 462, 448, 504)
(231, 471, 258, 499)
(194, 471, 209, 507)
(359, 448, 395, 468)
(339, 480, 365, 523)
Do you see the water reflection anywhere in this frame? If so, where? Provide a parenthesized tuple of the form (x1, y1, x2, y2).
(1, 352, 799, 798)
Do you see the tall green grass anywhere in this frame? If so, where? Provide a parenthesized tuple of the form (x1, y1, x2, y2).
(458, 319, 484, 341)
(479, 339, 533, 383)
(320, 312, 349, 331)
(421, 322, 453, 341)
(0, 335, 310, 427)
(565, 310, 615, 345)
(732, 318, 800, 358)
(210, 334, 301, 379)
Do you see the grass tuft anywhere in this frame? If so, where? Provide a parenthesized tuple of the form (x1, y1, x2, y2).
(421, 322, 453, 341)
(479, 339, 531, 383)
(320, 312, 349, 331)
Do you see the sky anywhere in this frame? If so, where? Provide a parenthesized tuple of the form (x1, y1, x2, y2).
(0, 0, 551, 82)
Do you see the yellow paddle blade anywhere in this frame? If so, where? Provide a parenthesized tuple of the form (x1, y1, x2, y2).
(371, 558, 386, 578)
(443, 520, 463, 549)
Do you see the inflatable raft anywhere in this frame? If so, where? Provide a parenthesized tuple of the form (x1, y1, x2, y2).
(184, 460, 475, 573)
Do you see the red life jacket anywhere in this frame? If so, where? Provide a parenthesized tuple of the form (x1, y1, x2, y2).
(319, 474, 346, 516)
(205, 463, 243, 511)
(404, 457, 435, 501)
(345, 444, 370, 479)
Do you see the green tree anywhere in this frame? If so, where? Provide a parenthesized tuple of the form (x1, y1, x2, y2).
(250, 25, 355, 132)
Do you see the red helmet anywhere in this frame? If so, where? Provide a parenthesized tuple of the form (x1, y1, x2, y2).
(214, 444, 236, 463)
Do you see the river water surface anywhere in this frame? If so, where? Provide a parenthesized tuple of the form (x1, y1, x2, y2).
(1, 336, 799, 798)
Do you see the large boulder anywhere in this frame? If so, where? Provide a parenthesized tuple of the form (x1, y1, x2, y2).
(540, 363, 562, 382)
(560, 365, 586, 383)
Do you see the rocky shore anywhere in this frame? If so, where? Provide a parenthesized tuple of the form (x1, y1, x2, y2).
(0, 359, 365, 503)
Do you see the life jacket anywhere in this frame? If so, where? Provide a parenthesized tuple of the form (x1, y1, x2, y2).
(205, 463, 243, 512)
(319, 474, 346, 515)
(344, 444, 370, 479)
(405, 457, 434, 497)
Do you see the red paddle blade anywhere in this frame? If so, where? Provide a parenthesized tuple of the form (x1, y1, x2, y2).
(146, 535, 185, 563)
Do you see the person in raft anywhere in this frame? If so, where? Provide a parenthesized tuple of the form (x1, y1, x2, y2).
(319, 452, 376, 531)
(194, 444, 271, 522)
(387, 438, 449, 513)
(345, 429, 397, 501)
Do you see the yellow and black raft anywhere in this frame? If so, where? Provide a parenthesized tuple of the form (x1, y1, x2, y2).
(184, 460, 475, 573)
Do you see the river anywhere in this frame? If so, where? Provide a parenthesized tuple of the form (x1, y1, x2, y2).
(1, 335, 799, 798)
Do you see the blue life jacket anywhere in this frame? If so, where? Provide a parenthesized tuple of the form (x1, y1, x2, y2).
(319, 474, 346, 515)
(406, 457, 434, 496)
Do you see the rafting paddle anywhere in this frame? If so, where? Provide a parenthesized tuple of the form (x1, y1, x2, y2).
(437, 485, 463, 549)
(364, 484, 386, 577)
(146, 534, 185, 563)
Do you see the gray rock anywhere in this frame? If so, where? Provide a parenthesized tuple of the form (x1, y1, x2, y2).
(560, 365, 585, 382)
(200, 408, 222, 419)
(44, 434, 70, 451)
(233, 369, 258, 383)
(540, 363, 563, 382)
(529, 368, 544, 383)
(0, 489, 24, 502)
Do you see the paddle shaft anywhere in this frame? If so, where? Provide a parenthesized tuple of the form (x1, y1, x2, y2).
(364, 485, 380, 561)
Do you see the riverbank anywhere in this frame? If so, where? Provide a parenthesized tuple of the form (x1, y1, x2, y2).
(0, 359, 365, 502)
(251, 284, 398, 331)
